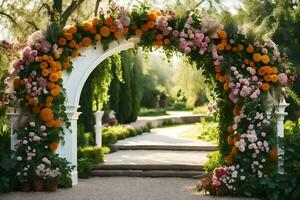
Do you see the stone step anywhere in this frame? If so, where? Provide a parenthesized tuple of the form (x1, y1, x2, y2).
(92, 164, 204, 171)
(111, 144, 217, 151)
(91, 169, 204, 178)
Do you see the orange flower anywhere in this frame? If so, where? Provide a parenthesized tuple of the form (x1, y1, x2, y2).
(45, 101, 52, 108)
(32, 106, 40, 114)
(82, 21, 92, 31)
(156, 34, 163, 40)
(123, 27, 129, 34)
(110, 25, 117, 33)
(141, 24, 149, 32)
(249, 61, 255, 67)
(54, 53, 60, 59)
(100, 26, 111, 37)
(232, 47, 237, 52)
(131, 24, 138, 30)
(164, 38, 171, 45)
(50, 142, 58, 151)
(69, 26, 77, 34)
(237, 44, 244, 52)
(82, 37, 92, 47)
(56, 62, 62, 70)
(147, 21, 155, 29)
(46, 56, 54, 64)
(51, 86, 61, 96)
(49, 73, 59, 82)
(233, 104, 241, 116)
(148, 12, 157, 21)
(227, 125, 234, 133)
(40, 61, 48, 69)
(231, 146, 238, 155)
(225, 155, 233, 164)
(72, 50, 79, 57)
(114, 31, 122, 39)
(64, 32, 73, 40)
(90, 26, 97, 34)
(253, 53, 262, 62)
(227, 135, 234, 145)
(223, 81, 229, 91)
(104, 17, 114, 26)
(214, 65, 222, 73)
(42, 69, 50, 77)
(264, 75, 272, 82)
(218, 30, 227, 39)
(246, 45, 254, 53)
(36, 56, 42, 62)
(40, 108, 54, 122)
(221, 39, 227, 46)
(261, 83, 270, 91)
(225, 44, 231, 51)
(265, 66, 273, 75)
(69, 40, 77, 48)
(270, 148, 277, 160)
(91, 17, 100, 25)
(261, 54, 270, 64)
(58, 38, 66, 46)
(42, 54, 48, 61)
(54, 119, 62, 128)
(13, 77, 21, 88)
(135, 29, 143, 37)
(244, 59, 249, 65)
(47, 82, 56, 89)
(95, 34, 101, 41)
(272, 67, 278, 74)
(271, 74, 279, 82)
(217, 43, 225, 51)
(46, 96, 54, 102)
(63, 62, 71, 69)
(155, 40, 163, 47)
(46, 120, 56, 128)
(258, 67, 266, 76)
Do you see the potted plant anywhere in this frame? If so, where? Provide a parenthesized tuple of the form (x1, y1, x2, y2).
(33, 163, 47, 191)
(16, 160, 33, 192)
(45, 168, 61, 192)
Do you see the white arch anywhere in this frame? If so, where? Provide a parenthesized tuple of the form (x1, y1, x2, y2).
(59, 37, 140, 185)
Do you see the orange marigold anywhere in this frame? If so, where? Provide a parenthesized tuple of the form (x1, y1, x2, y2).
(123, 27, 129, 34)
(82, 37, 92, 47)
(42, 69, 50, 77)
(155, 40, 163, 47)
(47, 82, 56, 89)
(46, 120, 56, 128)
(40, 61, 48, 69)
(218, 30, 227, 39)
(114, 31, 122, 39)
(141, 24, 149, 32)
(95, 34, 101, 41)
(261, 83, 270, 91)
(58, 38, 66, 46)
(72, 50, 79, 57)
(63, 62, 71, 69)
(225, 155, 233, 164)
(231, 146, 238, 155)
(225, 44, 231, 51)
(148, 12, 157, 21)
(91, 17, 100, 26)
(258, 67, 266, 76)
(156, 34, 163, 40)
(51, 86, 61, 96)
(69, 26, 77, 34)
(217, 43, 225, 51)
(69, 40, 77, 48)
(233, 104, 241, 116)
(214, 65, 222, 73)
(272, 67, 278, 74)
(110, 25, 117, 33)
(40, 108, 54, 122)
(227, 125, 234, 133)
(271, 74, 279, 82)
(261, 54, 270, 64)
(50, 142, 58, 151)
(147, 21, 155, 29)
(46, 96, 54, 102)
(253, 53, 262, 62)
(82, 21, 92, 31)
(104, 17, 114, 26)
(237, 44, 244, 52)
(135, 29, 143, 37)
(13, 77, 21, 88)
(270, 148, 277, 160)
(227, 135, 234, 145)
(49, 73, 59, 82)
(164, 39, 171, 45)
(64, 32, 73, 41)
(42, 54, 48, 60)
(223, 81, 229, 91)
(100, 26, 111, 37)
(246, 45, 254, 53)
(32, 106, 40, 114)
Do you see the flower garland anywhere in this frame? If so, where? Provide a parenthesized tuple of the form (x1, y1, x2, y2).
(9, 4, 293, 194)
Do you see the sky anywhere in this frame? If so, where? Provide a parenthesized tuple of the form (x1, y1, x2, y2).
(0, 0, 243, 41)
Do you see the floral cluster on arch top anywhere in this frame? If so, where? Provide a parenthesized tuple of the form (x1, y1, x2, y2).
(10, 4, 293, 190)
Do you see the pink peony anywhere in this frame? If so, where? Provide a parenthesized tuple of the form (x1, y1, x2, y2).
(278, 73, 288, 84)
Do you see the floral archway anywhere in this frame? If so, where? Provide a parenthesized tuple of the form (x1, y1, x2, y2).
(9, 4, 292, 196)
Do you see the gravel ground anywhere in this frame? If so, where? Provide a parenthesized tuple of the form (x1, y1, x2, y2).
(0, 177, 257, 200)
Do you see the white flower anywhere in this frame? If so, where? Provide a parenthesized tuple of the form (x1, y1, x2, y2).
(29, 122, 35, 127)
(29, 132, 35, 137)
(240, 176, 245, 181)
(23, 140, 28, 144)
(23, 172, 27, 176)
(16, 156, 22, 161)
(42, 157, 51, 165)
(17, 172, 21, 176)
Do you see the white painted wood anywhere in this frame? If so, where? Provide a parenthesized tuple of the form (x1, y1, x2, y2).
(7, 112, 20, 151)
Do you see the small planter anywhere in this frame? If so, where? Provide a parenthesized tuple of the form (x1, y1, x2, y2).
(33, 179, 44, 192)
(46, 179, 58, 192)
(20, 182, 32, 192)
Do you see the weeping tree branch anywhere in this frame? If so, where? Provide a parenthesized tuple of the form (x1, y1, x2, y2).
(38, 3, 55, 21)
(61, 0, 86, 26)
(27, 21, 39, 31)
(94, 0, 101, 17)
(0, 11, 17, 24)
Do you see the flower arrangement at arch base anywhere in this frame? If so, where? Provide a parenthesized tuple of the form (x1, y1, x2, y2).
(8, 3, 295, 196)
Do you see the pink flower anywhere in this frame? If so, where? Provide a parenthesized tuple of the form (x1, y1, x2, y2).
(172, 30, 179, 37)
(278, 73, 288, 84)
(40, 125, 46, 131)
(212, 179, 221, 186)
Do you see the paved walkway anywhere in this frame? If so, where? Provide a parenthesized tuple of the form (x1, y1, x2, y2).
(0, 177, 256, 200)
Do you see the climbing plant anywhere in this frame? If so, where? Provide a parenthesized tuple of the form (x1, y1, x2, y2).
(8, 3, 294, 196)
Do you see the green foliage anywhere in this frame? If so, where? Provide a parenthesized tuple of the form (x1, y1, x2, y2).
(193, 105, 209, 115)
(108, 54, 122, 113)
(196, 119, 219, 144)
(204, 151, 224, 173)
(138, 108, 168, 116)
(77, 159, 92, 179)
(0, 152, 17, 193)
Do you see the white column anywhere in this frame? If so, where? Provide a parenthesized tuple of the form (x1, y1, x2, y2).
(94, 111, 104, 147)
(276, 97, 289, 174)
(7, 111, 20, 151)
(60, 105, 81, 185)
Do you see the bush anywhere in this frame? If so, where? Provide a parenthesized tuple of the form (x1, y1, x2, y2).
(78, 159, 92, 179)
(193, 105, 209, 115)
(196, 118, 219, 144)
(203, 151, 224, 173)
(139, 108, 168, 116)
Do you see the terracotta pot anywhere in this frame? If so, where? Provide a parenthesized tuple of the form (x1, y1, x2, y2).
(46, 179, 58, 192)
(33, 179, 44, 192)
(20, 182, 32, 192)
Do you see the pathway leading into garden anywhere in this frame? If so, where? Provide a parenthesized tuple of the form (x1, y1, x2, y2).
(92, 124, 217, 178)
